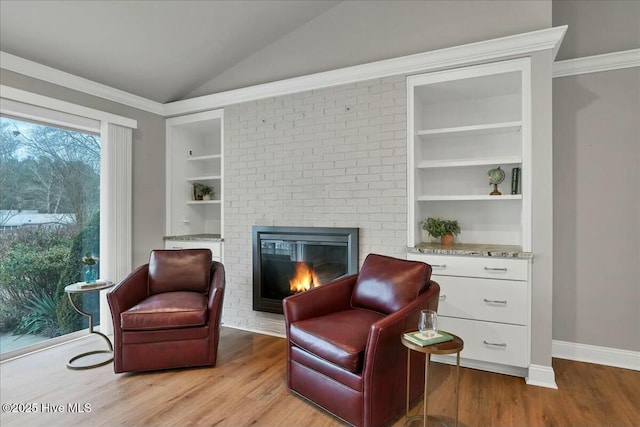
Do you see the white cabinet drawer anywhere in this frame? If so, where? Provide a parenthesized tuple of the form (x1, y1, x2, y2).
(437, 276, 528, 325)
(163, 240, 221, 258)
(438, 317, 529, 367)
(408, 253, 528, 281)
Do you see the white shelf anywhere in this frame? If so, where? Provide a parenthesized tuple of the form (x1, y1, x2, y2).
(186, 175, 222, 182)
(417, 194, 522, 201)
(417, 121, 522, 139)
(186, 200, 222, 205)
(187, 154, 221, 161)
(166, 108, 224, 239)
(417, 156, 522, 169)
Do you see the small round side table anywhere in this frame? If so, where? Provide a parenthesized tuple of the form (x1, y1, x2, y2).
(401, 330, 464, 427)
(64, 280, 114, 370)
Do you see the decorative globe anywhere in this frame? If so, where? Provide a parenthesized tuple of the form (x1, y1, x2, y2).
(487, 167, 505, 185)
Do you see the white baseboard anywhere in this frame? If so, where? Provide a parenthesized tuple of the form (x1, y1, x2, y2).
(526, 364, 558, 389)
(222, 321, 286, 339)
(552, 340, 640, 371)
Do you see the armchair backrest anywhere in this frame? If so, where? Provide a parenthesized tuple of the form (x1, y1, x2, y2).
(148, 249, 212, 295)
(350, 253, 432, 314)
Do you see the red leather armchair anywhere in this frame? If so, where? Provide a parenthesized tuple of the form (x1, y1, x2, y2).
(107, 249, 225, 373)
(283, 253, 440, 427)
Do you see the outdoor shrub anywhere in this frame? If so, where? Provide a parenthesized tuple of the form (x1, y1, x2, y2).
(14, 290, 61, 337)
(56, 211, 100, 333)
(0, 227, 75, 337)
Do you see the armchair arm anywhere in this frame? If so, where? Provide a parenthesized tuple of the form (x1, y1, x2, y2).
(207, 261, 226, 309)
(106, 264, 149, 319)
(283, 274, 357, 325)
(361, 281, 440, 427)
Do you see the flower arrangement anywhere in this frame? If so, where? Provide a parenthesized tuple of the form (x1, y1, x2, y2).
(81, 252, 99, 265)
(81, 252, 99, 283)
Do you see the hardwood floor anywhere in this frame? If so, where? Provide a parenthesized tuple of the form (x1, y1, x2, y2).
(1, 327, 638, 426)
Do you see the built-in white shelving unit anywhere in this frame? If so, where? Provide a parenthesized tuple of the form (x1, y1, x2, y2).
(407, 58, 534, 379)
(165, 109, 224, 261)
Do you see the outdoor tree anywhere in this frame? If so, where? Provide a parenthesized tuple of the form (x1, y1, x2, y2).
(0, 117, 100, 228)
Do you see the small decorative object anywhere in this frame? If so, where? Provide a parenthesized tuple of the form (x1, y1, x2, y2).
(420, 217, 460, 246)
(418, 309, 438, 339)
(488, 166, 505, 195)
(403, 330, 453, 347)
(81, 252, 99, 284)
(200, 185, 214, 201)
(511, 167, 521, 195)
(192, 183, 213, 201)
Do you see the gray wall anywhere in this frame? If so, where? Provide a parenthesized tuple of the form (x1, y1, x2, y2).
(553, 69, 640, 351)
(0, 69, 166, 268)
(553, 0, 640, 60)
(552, 1, 640, 351)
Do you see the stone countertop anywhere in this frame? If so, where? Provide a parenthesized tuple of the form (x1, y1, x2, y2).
(163, 234, 223, 242)
(408, 242, 532, 259)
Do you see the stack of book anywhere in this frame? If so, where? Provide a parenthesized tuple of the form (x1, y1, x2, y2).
(403, 330, 453, 346)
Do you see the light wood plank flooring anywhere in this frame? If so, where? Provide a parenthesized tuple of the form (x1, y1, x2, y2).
(1, 327, 638, 426)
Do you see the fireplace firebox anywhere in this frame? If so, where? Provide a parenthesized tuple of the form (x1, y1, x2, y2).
(252, 226, 359, 314)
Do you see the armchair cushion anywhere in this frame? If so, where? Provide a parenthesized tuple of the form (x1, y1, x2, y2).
(148, 249, 211, 295)
(351, 253, 432, 314)
(289, 309, 384, 373)
(120, 291, 207, 331)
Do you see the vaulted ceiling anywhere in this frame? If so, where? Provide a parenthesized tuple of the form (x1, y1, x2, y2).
(0, 0, 341, 103)
(1, 1, 558, 106)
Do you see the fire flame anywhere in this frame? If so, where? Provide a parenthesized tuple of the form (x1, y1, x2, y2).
(289, 262, 322, 293)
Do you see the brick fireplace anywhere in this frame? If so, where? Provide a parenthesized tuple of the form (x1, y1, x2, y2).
(252, 226, 359, 314)
(223, 74, 407, 335)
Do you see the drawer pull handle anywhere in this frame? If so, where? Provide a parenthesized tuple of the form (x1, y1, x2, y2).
(483, 340, 507, 348)
(171, 246, 183, 250)
(483, 298, 507, 305)
(439, 295, 447, 301)
(432, 264, 447, 269)
(484, 266, 508, 272)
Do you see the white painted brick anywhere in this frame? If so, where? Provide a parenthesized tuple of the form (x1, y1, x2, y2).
(223, 74, 409, 337)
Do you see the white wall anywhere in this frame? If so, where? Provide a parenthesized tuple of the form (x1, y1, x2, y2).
(222, 76, 408, 334)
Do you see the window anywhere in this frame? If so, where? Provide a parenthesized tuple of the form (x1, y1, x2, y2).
(0, 86, 136, 359)
(0, 116, 101, 354)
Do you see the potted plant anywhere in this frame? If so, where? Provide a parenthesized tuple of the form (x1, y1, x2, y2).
(201, 185, 214, 201)
(420, 217, 460, 246)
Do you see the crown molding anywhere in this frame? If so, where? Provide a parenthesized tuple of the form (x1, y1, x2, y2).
(0, 51, 164, 115)
(164, 26, 567, 116)
(2, 26, 568, 118)
(553, 49, 640, 78)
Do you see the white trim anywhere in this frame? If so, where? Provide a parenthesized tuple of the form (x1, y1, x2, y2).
(526, 364, 558, 389)
(552, 340, 640, 371)
(0, 97, 100, 133)
(0, 51, 164, 115)
(3, 27, 566, 117)
(223, 322, 286, 339)
(553, 49, 640, 78)
(0, 85, 137, 129)
(164, 26, 566, 116)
